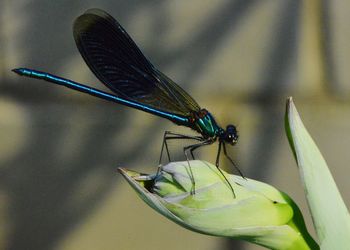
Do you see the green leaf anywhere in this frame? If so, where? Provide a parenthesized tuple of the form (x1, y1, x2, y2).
(285, 97, 350, 250)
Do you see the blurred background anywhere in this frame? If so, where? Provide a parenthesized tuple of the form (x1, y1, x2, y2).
(0, 0, 349, 249)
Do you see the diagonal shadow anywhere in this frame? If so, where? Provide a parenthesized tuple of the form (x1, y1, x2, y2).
(1, 0, 300, 250)
(220, 0, 301, 249)
(2, 1, 163, 250)
(247, 0, 300, 179)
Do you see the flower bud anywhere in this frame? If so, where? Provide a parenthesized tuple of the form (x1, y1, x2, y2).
(119, 161, 317, 250)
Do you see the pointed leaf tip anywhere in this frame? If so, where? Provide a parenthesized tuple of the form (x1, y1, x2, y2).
(285, 97, 350, 250)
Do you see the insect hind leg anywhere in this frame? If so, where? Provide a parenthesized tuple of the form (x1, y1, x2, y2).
(183, 139, 213, 194)
(158, 131, 203, 165)
(156, 131, 204, 182)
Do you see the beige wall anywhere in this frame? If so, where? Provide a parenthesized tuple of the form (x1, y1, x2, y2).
(1, 1, 349, 249)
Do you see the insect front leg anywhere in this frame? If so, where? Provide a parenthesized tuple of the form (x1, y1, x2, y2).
(212, 142, 236, 197)
(222, 143, 246, 179)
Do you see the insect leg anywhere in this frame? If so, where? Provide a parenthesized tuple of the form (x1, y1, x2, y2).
(215, 141, 222, 167)
(222, 143, 246, 179)
(158, 131, 203, 165)
(188, 139, 213, 159)
(182, 139, 213, 194)
(213, 142, 236, 197)
(156, 131, 204, 182)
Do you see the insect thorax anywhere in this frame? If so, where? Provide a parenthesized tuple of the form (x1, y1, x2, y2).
(189, 109, 222, 138)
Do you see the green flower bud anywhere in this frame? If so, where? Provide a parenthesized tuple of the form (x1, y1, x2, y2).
(119, 161, 318, 250)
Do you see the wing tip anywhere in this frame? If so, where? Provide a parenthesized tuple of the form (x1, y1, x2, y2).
(73, 8, 120, 41)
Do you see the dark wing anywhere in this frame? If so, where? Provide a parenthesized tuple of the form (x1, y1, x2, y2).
(73, 8, 201, 116)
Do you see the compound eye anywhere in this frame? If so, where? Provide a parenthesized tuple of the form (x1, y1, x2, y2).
(226, 125, 238, 142)
(226, 125, 237, 134)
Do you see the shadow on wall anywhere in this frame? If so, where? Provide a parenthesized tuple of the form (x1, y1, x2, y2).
(1, 0, 334, 250)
